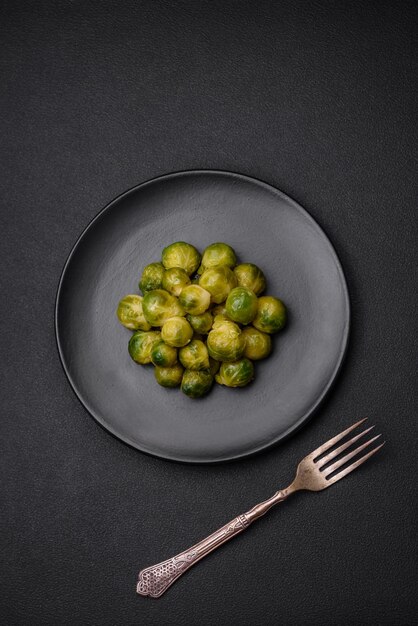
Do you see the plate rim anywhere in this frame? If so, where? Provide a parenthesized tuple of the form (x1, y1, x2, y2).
(55, 169, 351, 463)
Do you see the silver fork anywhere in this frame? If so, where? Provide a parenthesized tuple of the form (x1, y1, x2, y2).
(137, 419, 384, 598)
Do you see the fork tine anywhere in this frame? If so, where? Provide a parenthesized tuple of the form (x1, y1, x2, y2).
(326, 442, 385, 485)
(316, 425, 375, 468)
(311, 418, 368, 459)
(324, 434, 382, 477)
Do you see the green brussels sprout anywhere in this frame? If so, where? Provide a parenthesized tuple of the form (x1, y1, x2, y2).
(198, 243, 237, 273)
(206, 319, 246, 362)
(179, 339, 210, 370)
(161, 242, 201, 276)
(253, 296, 287, 334)
(128, 330, 161, 364)
(186, 311, 213, 334)
(215, 358, 254, 388)
(161, 316, 193, 347)
(209, 357, 220, 376)
(142, 289, 185, 326)
(116, 294, 151, 331)
(139, 262, 165, 293)
(178, 285, 211, 315)
(233, 263, 266, 295)
(162, 267, 191, 296)
(241, 327, 272, 360)
(198, 266, 237, 304)
(151, 340, 178, 367)
(181, 369, 213, 398)
(226, 287, 258, 325)
(154, 363, 184, 388)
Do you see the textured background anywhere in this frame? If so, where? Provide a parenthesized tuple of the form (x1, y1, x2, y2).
(0, 1, 417, 624)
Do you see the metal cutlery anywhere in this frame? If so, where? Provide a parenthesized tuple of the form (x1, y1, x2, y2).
(137, 418, 384, 598)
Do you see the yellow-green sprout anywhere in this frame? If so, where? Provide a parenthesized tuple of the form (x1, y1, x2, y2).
(198, 242, 237, 273)
(161, 316, 193, 347)
(198, 266, 237, 304)
(215, 358, 254, 388)
(151, 340, 178, 367)
(116, 294, 151, 331)
(210, 304, 230, 323)
(142, 289, 185, 326)
(128, 330, 161, 364)
(253, 296, 287, 334)
(181, 370, 213, 398)
(233, 263, 266, 295)
(179, 339, 210, 370)
(179, 284, 211, 315)
(154, 363, 184, 388)
(161, 242, 201, 276)
(241, 327, 272, 360)
(226, 287, 258, 325)
(206, 319, 246, 362)
(139, 262, 165, 293)
(162, 267, 191, 296)
(186, 311, 213, 334)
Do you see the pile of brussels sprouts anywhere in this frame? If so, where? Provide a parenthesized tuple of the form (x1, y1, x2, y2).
(116, 242, 287, 398)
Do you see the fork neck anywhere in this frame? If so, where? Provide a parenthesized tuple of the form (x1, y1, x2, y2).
(244, 483, 297, 524)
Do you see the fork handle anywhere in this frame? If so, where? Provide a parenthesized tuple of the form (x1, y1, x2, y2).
(137, 489, 289, 598)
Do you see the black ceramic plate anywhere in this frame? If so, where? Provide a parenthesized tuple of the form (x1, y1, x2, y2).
(55, 170, 349, 463)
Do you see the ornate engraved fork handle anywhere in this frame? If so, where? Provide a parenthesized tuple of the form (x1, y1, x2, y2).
(137, 488, 291, 598)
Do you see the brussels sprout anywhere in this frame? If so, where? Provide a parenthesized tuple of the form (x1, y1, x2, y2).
(198, 243, 237, 273)
(226, 287, 258, 325)
(241, 327, 272, 360)
(154, 363, 184, 388)
(211, 304, 228, 316)
(161, 316, 193, 347)
(139, 262, 165, 293)
(209, 357, 220, 376)
(142, 289, 185, 326)
(162, 267, 191, 296)
(116, 294, 151, 331)
(179, 285, 211, 315)
(128, 330, 161, 364)
(181, 370, 213, 398)
(151, 340, 178, 367)
(215, 358, 254, 388)
(186, 311, 213, 334)
(161, 242, 201, 276)
(210, 304, 230, 322)
(179, 339, 210, 370)
(198, 266, 237, 304)
(253, 296, 287, 334)
(206, 319, 246, 362)
(233, 263, 266, 295)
